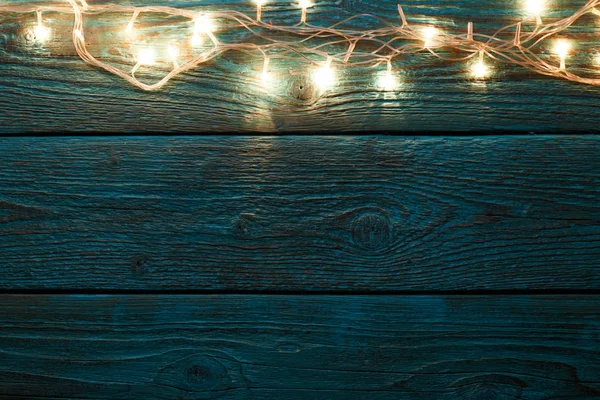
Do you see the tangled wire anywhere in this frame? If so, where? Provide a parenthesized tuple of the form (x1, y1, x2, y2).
(1, 0, 599, 91)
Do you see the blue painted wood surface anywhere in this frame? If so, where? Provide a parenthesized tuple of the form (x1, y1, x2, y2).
(1, 294, 599, 399)
(0, 136, 598, 291)
(2, 0, 600, 132)
(0, 135, 596, 397)
(1, 0, 599, 397)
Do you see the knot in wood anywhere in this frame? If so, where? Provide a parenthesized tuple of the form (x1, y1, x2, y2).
(24, 30, 34, 42)
(154, 353, 251, 397)
(290, 75, 315, 100)
(185, 364, 213, 385)
(351, 211, 392, 250)
(179, 355, 231, 391)
(458, 383, 513, 400)
(453, 374, 526, 400)
(130, 254, 149, 274)
(233, 213, 257, 238)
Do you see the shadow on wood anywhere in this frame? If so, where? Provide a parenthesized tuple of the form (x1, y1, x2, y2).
(0, 294, 598, 399)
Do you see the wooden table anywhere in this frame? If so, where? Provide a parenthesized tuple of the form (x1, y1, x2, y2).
(0, 0, 599, 398)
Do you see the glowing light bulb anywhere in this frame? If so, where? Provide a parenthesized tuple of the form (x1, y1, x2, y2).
(261, 70, 271, 82)
(554, 40, 571, 58)
(260, 57, 271, 83)
(525, 0, 545, 25)
(472, 60, 490, 79)
(32, 11, 50, 43)
(254, 0, 265, 21)
(167, 44, 180, 69)
(194, 14, 219, 46)
(194, 14, 215, 34)
(525, 0, 545, 16)
(299, 0, 312, 9)
(124, 11, 139, 36)
(168, 44, 179, 60)
(299, 0, 312, 23)
(422, 26, 439, 48)
(33, 23, 50, 42)
(378, 62, 397, 91)
(191, 33, 203, 47)
(554, 39, 571, 70)
(313, 57, 335, 91)
(138, 48, 156, 66)
(378, 73, 397, 91)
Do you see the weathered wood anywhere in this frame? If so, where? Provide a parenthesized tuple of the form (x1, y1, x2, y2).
(3, 0, 600, 132)
(0, 136, 598, 291)
(0, 294, 598, 399)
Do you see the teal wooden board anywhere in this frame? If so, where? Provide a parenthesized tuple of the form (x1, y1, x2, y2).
(0, 136, 598, 291)
(2, 0, 600, 132)
(0, 294, 599, 399)
(1, 2, 599, 395)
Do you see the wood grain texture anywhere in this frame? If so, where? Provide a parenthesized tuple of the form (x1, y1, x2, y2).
(0, 136, 598, 291)
(0, 294, 599, 399)
(3, 0, 600, 132)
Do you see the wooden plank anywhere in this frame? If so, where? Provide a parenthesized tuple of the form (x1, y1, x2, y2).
(2, 0, 600, 132)
(0, 294, 598, 399)
(0, 136, 598, 291)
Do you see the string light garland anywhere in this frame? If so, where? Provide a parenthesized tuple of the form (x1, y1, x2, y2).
(2, 0, 600, 91)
